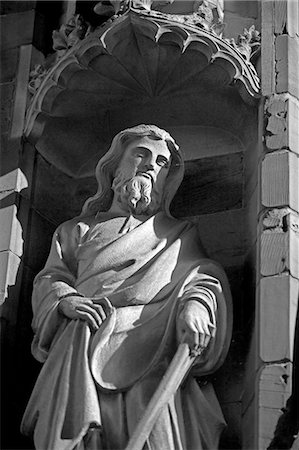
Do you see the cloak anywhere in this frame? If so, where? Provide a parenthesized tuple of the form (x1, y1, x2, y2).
(21, 212, 232, 450)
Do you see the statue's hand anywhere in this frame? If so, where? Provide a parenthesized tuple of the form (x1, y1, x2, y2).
(58, 295, 113, 331)
(177, 300, 215, 351)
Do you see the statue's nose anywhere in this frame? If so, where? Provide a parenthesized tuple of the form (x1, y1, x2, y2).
(144, 162, 154, 171)
(143, 155, 155, 171)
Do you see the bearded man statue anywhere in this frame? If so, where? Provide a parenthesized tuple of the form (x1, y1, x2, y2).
(21, 124, 232, 450)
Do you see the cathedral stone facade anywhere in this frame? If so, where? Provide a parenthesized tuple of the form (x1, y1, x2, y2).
(1, 1, 298, 449)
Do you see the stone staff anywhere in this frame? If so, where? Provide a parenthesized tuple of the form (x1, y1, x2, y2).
(125, 342, 203, 450)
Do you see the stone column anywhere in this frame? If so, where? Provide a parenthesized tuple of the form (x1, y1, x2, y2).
(245, 1, 299, 448)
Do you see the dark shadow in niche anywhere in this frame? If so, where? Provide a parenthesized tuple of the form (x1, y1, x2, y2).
(0, 141, 93, 449)
(0, 192, 40, 450)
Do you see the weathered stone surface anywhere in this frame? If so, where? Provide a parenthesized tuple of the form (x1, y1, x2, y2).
(258, 364, 292, 449)
(0, 1, 36, 15)
(19, 141, 36, 200)
(0, 204, 23, 257)
(273, 0, 287, 35)
(241, 323, 259, 414)
(275, 35, 299, 98)
(0, 168, 28, 194)
(0, 82, 14, 134)
(261, 210, 299, 277)
(223, 13, 258, 40)
(288, 97, 299, 155)
(187, 209, 247, 268)
(0, 10, 35, 50)
(220, 401, 242, 449)
(291, 435, 299, 450)
(265, 95, 299, 154)
(10, 45, 32, 139)
(286, 0, 299, 38)
(25, 208, 55, 273)
(261, 150, 299, 212)
(261, 0, 275, 96)
(0, 251, 21, 305)
(242, 397, 256, 450)
(171, 152, 243, 216)
(33, 154, 96, 225)
(0, 48, 19, 83)
(260, 275, 298, 362)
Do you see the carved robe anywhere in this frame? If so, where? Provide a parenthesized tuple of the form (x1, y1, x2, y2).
(21, 212, 232, 450)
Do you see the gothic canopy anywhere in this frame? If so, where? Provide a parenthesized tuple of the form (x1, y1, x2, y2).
(25, 3, 260, 178)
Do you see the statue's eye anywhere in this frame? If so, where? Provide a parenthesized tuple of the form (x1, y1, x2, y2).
(134, 149, 146, 158)
(157, 156, 169, 168)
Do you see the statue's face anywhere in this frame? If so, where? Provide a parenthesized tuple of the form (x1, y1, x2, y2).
(119, 137, 171, 193)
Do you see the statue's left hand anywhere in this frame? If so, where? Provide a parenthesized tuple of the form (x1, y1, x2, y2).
(176, 300, 215, 351)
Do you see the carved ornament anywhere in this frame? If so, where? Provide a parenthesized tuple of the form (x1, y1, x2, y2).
(25, 8, 260, 142)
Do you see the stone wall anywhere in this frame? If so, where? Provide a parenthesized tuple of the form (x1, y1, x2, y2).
(242, 1, 299, 448)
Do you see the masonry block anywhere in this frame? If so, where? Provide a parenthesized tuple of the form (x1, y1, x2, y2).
(258, 364, 292, 449)
(261, 150, 299, 211)
(260, 275, 298, 362)
(265, 95, 299, 154)
(275, 34, 299, 98)
(261, 210, 299, 278)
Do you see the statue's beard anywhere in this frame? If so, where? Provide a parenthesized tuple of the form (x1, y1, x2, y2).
(112, 172, 162, 216)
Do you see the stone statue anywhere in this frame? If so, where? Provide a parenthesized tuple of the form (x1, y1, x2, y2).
(21, 124, 232, 450)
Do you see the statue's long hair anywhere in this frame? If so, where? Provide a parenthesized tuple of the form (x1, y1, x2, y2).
(81, 124, 184, 217)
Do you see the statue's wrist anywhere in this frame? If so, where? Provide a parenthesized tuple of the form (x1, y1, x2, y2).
(180, 298, 211, 319)
(57, 293, 85, 312)
(58, 292, 84, 301)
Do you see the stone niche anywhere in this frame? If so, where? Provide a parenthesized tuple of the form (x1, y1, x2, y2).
(23, 5, 260, 448)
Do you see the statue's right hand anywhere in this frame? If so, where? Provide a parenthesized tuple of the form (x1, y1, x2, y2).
(58, 296, 113, 331)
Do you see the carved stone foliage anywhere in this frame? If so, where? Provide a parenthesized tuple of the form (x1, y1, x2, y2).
(225, 25, 260, 63)
(52, 14, 90, 57)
